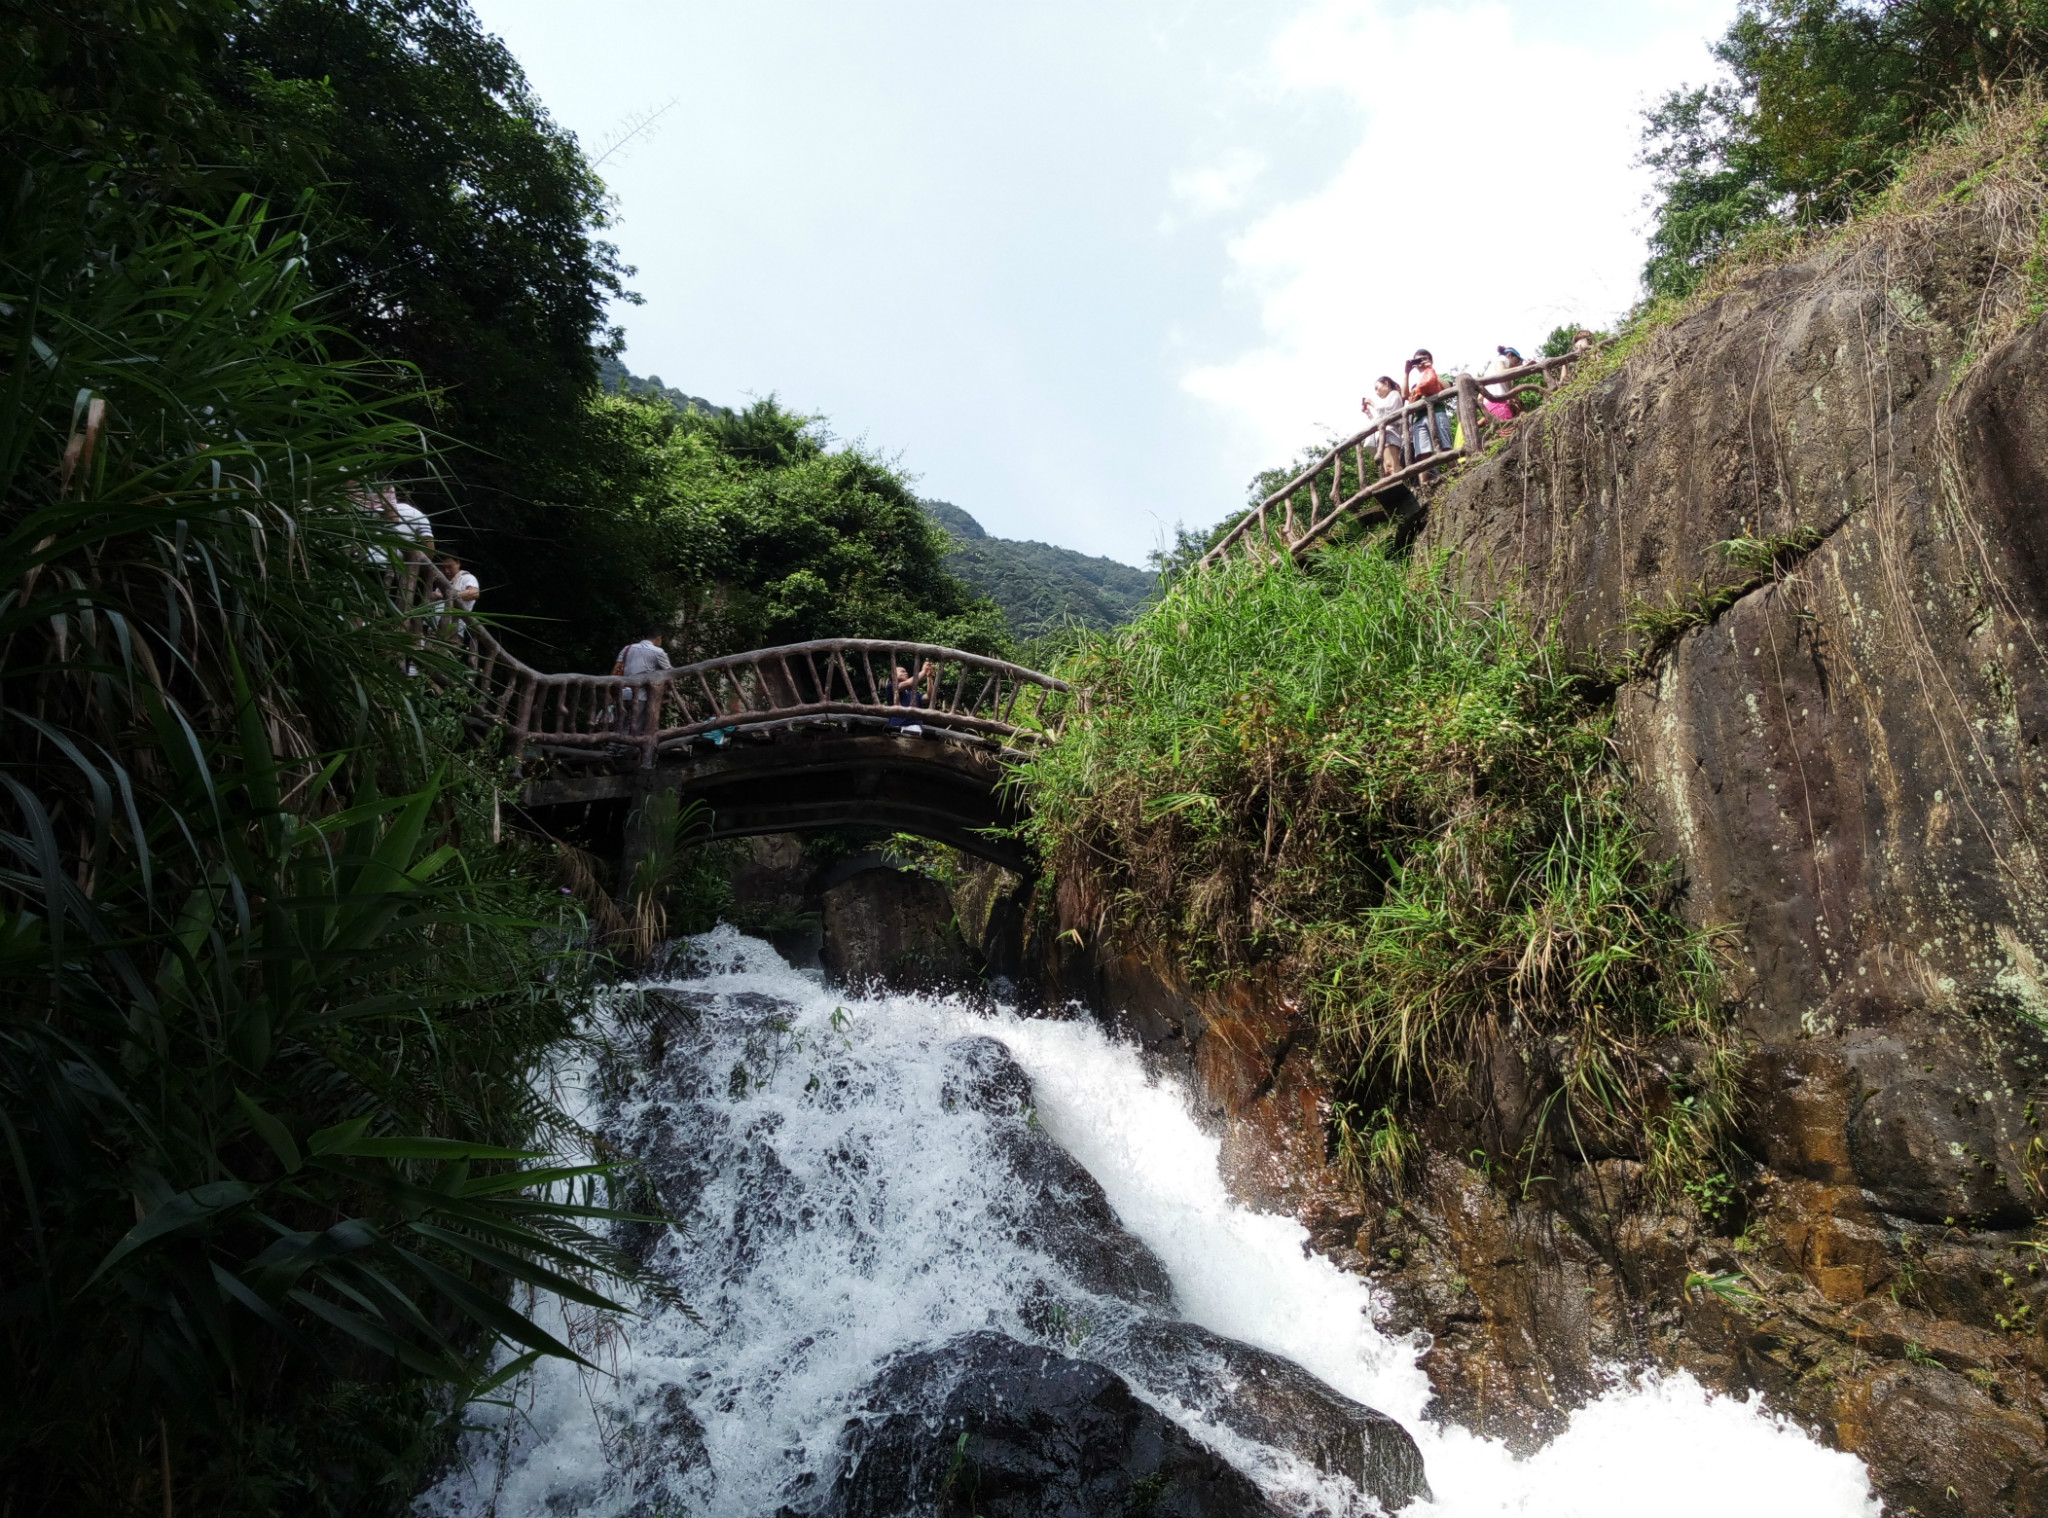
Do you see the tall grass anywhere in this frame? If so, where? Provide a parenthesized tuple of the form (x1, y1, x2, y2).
(0, 196, 653, 1514)
(1021, 543, 1730, 1188)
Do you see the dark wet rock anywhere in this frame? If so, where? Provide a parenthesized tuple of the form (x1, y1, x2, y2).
(822, 1330, 1276, 1518)
(821, 867, 976, 991)
(632, 986, 715, 1029)
(940, 1035, 1032, 1115)
(944, 1038, 1174, 1312)
(1837, 1361, 2048, 1518)
(613, 1383, 709, 1515)
(1115, 1318, 1430, 1510)
(994, 1136, 1176, 1310)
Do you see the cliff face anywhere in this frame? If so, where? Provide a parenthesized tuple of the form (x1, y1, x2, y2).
(1040, 126, 2048, 1516)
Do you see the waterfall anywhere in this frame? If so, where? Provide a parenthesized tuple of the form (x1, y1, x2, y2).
(417, 925, 1878, 1517)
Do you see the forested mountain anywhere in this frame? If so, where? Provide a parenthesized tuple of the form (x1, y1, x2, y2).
(597, 354, 729, 418)
(922, 499, 1157, 640)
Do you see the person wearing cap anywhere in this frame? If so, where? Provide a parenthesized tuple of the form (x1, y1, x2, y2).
(1402, 349, 1453, 461)
(1481, 346, 1525, 424)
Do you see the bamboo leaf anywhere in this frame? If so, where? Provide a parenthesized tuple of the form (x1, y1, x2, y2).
(235, 1089, 302, 1173)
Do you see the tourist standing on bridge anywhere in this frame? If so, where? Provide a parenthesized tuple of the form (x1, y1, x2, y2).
(438, 555, 479, 612)
(1402, 350, 1454, 464)
(616, 627, 672, 734)
(433, 555, 480, 641)
(1362, 376, 1407, 476)
(889, 660, 935, 735)
(382, 485, 433, 559)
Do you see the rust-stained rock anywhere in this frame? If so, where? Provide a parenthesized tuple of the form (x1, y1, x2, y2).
(1023, 162, 2048, 1511)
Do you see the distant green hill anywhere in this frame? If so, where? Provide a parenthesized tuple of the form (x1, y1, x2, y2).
(582, 367, 1153, 642)
(922, 499, 1156, 641)
(596, 355, 729, 417)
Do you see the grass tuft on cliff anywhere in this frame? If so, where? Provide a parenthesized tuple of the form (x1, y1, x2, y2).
(1020, 542, 1730, 1190)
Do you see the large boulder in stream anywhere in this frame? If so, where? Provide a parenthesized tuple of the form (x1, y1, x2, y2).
(823, 1330, 1276, 1518)
(1116, 1318, 1430, 1509)
(821, 866, 976, 990)
(943, 1036, 1176, 1311)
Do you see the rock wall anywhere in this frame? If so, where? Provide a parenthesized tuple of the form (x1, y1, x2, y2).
(1037, 155, 2048, 1516)
(720, 832, 1020, 994)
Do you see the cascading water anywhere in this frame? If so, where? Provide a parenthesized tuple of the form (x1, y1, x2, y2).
(418, 926, 1881, 1517)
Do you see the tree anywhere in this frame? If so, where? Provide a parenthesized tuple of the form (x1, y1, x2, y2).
(1641, 1, 2048, 298)
(221, 0, 635, 651)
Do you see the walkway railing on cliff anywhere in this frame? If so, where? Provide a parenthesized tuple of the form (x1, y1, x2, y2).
(1199, 349, 1591, 568)
(396, 567, 1068, 769)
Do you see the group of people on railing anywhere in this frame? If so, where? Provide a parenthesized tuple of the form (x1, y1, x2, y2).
(1358, 331, 1595, 481)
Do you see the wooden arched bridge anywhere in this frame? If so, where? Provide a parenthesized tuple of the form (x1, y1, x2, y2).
(410, 573, 1068, 873)
(409, 346, 1586, 873)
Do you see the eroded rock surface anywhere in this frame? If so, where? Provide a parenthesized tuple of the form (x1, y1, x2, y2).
(1114, 1318, 1431, 1508)
(824, 1331, 1276, 1518)
(1029, 169, 2048, 1516)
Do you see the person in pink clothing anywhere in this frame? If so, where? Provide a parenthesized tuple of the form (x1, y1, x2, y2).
(1481, 346, 1526, 424)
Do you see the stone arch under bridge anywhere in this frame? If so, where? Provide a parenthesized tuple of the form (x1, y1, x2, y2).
(520, 726, 1034, 877)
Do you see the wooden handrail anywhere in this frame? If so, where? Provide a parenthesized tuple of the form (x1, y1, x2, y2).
(398, 568, 1069, 770)
(1197, 348, 1594, 569)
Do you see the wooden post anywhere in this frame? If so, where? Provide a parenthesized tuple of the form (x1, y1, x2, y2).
(509, 678, 535, 769)
(1456, 373, 1482, 457)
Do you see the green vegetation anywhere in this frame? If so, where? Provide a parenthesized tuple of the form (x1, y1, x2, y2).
(923, 498, 1156, 642)
(1642, 0, 2048, 298)
(3, 13, 1008, 1505)
(1624, 528, 1827, 661)
(16, 3, 997, 677)
(1021, 543, 1732, 1192)
(598, 355, 729, 418)
(541, 390, 1012, 669)
(0, 188, 663, 1511)
(0, 4, 893, 1512)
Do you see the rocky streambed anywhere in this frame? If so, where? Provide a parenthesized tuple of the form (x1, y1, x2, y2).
(418, 927, 1875, 1517)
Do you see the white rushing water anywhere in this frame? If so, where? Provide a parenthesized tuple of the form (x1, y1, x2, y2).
(419, 926, 1880, 1518)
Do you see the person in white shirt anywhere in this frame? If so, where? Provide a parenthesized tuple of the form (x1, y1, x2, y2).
(437, 555, 480, 610)
(433, 555, 480, 638)
(614, 628, 672, 734)
(361, 485, 432, 570)
(1360, 375, 1408, 476)
(385, 487, 432, 557)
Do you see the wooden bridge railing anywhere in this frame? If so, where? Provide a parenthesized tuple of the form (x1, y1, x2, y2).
(393, 567, 1068, 769)
(1198, 349, 1590, 568)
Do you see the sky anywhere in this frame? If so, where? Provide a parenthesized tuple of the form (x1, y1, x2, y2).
(469, 0, 1741, 566)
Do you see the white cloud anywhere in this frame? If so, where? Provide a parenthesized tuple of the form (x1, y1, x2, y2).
(1183, 0, 1728, 463)
(1167, 149, 1267, 221)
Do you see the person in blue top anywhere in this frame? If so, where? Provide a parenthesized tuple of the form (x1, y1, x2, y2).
(888, 660, 935, 733)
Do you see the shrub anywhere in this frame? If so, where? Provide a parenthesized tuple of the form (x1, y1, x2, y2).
(1021, 542, 1730, 1187)
(0, 194, 649, 1515)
